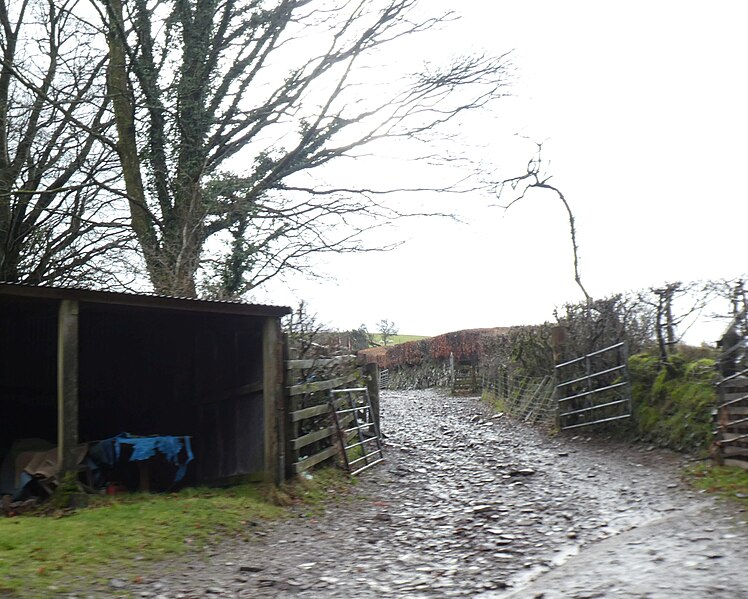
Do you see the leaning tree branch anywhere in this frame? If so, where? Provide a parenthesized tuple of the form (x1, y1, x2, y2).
(494, 142, 591, 305)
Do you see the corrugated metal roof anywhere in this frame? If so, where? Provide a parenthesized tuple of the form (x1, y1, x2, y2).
(0, 281, 292, 317)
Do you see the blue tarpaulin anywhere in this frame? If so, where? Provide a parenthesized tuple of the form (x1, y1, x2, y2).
(95, 433, 194, 482)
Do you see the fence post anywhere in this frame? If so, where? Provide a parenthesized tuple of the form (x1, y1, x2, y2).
(449, 352, 455, 395)
(551, 324, 569, 426)
(551, 325, 568, 365)
(470, 359, 478, 394)
(365, 362, 381, 433)
(501, 368, 507, 402)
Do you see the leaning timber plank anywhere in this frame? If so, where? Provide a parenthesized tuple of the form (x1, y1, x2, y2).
(290, 397, 348, 422)
(286, 356, 357, 370)
(292, 428, 359, 474)
(723, 395, 748, 404)
(723, 458, 748, 470)
(291, 415, 354, 451)
(288, 371, 361, 396)
(725, 424, 748, 432)
(723, 446, 748, 457)
(721, 414, 748, 427)
(292, 444, 341, 474)
(291, 425, 336, 451)
(291, 403, 332, 422)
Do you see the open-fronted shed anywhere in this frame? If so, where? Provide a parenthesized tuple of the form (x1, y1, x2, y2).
(0, 282, 291, 493)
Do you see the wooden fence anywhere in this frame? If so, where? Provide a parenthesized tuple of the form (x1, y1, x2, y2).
(714, 309, 748, 469)
(285, 357, 379, 476)
(714, 377, 748, 469)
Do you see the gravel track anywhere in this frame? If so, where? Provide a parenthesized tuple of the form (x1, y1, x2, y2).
(79, 388, 748, 598)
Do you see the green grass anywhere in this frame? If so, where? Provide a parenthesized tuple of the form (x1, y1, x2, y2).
(0, 469, 350, 597)
(685, 463, 748, 508)
(370, 334, 428, 346)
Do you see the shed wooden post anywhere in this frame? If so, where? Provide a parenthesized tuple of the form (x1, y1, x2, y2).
(282, 333, 295, 479)
(263, 317, 284, 485)
(57, 299, 79, 474)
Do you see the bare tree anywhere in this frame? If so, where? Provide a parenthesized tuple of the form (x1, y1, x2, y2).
(706, 277, 747, 321)
(555, 293, 655, 360)
(495, 142, 590, 304)
(637, 281, 712, 362)
(284, 300, 325, 359)
(96, 0, 512, 297)
(0, 0, 132, 287)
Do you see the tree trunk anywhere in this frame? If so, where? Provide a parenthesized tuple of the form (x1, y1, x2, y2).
(105, 0, 205, 297)
(106, 0, 164, 285)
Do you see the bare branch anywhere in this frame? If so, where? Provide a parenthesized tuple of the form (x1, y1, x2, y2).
(494, 141, 591, 304)
(96, 0, 513, 296)
(0, 0, 130, 287)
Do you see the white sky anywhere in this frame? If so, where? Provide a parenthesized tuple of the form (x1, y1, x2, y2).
(252, 0, 748, 345)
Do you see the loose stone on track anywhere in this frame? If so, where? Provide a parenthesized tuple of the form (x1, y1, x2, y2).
(121, 389, 748, 598)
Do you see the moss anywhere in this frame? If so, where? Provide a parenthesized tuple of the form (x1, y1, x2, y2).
(628, 352, 660, 380)
(685, 358, 719, 379)
(49, 472, 84, 510)
(629, 351, 718, 454)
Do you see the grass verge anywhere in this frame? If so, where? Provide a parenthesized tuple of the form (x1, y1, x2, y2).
(0, 469, 350, 597)
(685, 463, 748, 509)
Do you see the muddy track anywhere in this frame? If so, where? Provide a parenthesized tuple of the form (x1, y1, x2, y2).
(86, 389, 748, 598)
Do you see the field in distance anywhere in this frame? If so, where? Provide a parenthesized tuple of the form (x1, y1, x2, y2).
(370, 334, 429, 346)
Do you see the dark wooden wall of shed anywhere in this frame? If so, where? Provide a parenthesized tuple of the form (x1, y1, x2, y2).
(0, 297, 58, 451)
(77, 304, 266, 483)
(1, 297, 268, 485)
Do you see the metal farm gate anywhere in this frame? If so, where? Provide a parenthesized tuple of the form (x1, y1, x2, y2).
(329, 387, 384, 476)
(556, 341, 632, 430)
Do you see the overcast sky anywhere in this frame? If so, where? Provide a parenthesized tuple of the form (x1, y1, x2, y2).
(253, 1, 748, 344)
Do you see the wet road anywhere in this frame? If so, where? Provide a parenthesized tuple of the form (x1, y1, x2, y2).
(108, 389, 748, 598)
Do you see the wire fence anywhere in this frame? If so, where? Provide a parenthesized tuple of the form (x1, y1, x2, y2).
(481, 368, 557, 426)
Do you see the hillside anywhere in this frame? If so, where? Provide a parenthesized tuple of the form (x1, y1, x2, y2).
(359, 327, 510, 369)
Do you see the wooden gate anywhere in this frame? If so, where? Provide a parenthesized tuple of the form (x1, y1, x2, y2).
(714, 309, 748, 469)
(285, 357, 382, 476)
(450, 353, 478, 395)
(556, 342, 632, 430)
